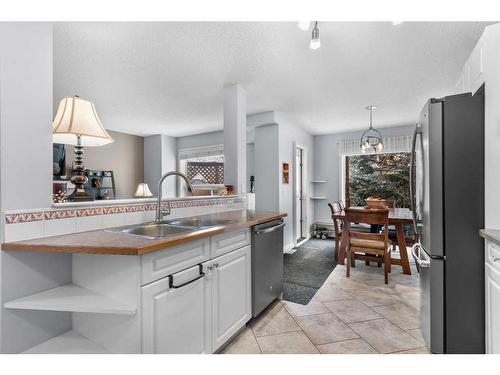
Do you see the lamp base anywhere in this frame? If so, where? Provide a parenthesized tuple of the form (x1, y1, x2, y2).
(68, 187, 94, 202)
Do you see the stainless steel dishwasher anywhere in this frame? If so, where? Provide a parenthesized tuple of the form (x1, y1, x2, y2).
(251, 219, 285, 317)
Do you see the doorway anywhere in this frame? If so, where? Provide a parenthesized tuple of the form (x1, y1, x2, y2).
(294, 145, 307, 245)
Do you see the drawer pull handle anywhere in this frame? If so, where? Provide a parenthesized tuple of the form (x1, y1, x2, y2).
(169, 264, 205, 289)
(492, 256, 500, 263)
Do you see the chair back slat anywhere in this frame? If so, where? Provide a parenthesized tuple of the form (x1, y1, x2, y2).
(345, 208, 389, 226)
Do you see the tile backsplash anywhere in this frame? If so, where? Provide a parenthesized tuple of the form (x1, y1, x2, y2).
(2, 196, 246, 242)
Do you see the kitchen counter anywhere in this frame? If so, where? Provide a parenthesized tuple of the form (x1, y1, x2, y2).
(1, 210, 286, 256)
(480, 229, 500, 247)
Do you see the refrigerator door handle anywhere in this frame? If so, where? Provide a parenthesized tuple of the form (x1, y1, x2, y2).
(410, 123, 422, 238)
(411, 243, 430, 269)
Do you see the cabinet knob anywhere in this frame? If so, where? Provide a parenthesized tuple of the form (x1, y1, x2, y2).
(214, 263, 219, 268)
(492, 256, 499, 263)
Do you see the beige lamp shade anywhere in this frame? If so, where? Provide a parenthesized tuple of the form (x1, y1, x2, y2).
(134, 183, 153, 198)
(52, 96, 114, 147)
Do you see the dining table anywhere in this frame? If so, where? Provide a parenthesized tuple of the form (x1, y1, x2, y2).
(333, 207, 414, 275)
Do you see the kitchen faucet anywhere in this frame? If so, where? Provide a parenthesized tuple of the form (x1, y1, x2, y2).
(156, 171, 193, 222)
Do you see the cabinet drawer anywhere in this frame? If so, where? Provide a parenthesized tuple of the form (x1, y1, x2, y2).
(486, 241, 500, 271)
(141, 238, 210, 285)
(210, 229, 250, 258)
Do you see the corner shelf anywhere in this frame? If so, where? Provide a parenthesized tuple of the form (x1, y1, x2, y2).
(310, 197, 327, 200)
(23, 331, 108, 354)
(310, 180, 327, 183)
(4, 284, 137, 315)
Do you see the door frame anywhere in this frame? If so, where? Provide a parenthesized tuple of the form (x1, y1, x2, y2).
(293, 143, 308, 247)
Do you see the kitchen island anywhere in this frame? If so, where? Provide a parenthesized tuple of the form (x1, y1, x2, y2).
(1, 210, 286, 354)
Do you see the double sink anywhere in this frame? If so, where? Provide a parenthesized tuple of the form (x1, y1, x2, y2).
(107, 218, 236, 240)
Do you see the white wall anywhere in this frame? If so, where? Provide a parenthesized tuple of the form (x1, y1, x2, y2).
(0, 23, 72, 354)
(275, 112, 314, 249)
(143, 134, 177, 197)
(254, 124, 280, 212)
(176, 131, 224, 150)
(246, 143, 255, 192)
(312, 125, 415, 223)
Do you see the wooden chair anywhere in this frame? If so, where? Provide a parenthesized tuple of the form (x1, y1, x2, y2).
(328, 201, 344, 260)
(344, 208, 392, 284)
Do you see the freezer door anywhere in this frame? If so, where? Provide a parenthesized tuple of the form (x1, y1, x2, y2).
(413, 244, 444, 353)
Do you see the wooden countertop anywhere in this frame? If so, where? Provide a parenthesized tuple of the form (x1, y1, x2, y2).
(1, 210, 286, 256)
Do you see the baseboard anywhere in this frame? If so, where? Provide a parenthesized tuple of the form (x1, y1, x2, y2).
(283, 242, 295, 254)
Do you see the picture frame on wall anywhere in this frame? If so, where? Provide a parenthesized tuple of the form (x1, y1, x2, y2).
(282, 162, 289, 184)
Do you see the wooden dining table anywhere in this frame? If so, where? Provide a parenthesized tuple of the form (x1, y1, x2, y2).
(333, 207, 414, 275)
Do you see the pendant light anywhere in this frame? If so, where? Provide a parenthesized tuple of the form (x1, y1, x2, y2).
(310, 22, 320, 50)
(360, 105, 384, 153)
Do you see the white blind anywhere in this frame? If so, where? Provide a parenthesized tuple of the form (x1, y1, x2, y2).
(178, 144, 224, 160)
(337, 135, 412, 156)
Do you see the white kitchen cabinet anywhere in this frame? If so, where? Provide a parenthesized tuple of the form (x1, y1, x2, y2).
(141, 263, 212, 354)
(211, 245, 251, 349)
(486, 240, 500, 353)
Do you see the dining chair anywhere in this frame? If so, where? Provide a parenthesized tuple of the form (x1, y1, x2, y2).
(328, 201, 344, 260)
(344, 208, 392, 284)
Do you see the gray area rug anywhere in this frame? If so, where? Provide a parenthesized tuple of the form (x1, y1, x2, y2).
(283, 239, 337, 305)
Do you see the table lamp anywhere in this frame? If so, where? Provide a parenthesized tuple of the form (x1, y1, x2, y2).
(134, 183, 153, 198)
(52, 96, 114, 201)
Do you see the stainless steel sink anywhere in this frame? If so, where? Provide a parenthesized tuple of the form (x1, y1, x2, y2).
(163, 218, 235, 228)
(107, 223, 194, 240)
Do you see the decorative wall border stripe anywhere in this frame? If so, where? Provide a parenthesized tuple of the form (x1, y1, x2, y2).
(4, 197, 245, 224)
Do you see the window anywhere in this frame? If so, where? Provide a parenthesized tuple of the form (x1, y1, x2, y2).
(178, 145, 225, 195)
(345, 152, 412, 208)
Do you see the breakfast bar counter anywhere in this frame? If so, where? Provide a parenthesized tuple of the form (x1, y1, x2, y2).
(1, 210, 287, 255)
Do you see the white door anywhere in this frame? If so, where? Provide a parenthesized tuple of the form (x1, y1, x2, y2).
(295, 146, 305, 242)
(141, 262, 212, 354)
(211, 245, 251, 350)
(486, 262, 500, 353)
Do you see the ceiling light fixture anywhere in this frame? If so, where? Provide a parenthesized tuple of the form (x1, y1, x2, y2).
(298, 21, 311, 31)
(360, 105, 384, 153)
(310, 22, 320, 50)
(392, 21, 404, 25)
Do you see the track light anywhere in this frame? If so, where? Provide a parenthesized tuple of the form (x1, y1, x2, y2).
(310, 22, 320, 50)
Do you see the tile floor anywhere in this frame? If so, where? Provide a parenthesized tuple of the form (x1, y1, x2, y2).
(221, 250, 429, 354)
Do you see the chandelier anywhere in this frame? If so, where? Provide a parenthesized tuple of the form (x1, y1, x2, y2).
(360, 105, 384, 153)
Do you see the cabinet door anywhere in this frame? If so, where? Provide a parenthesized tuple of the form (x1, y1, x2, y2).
(211, 245, 251, 351)
(486, 263, 500, 354)
(141, 263, 212, 353)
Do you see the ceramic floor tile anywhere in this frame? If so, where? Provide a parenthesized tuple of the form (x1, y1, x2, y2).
(257, 331, 319, 354)
(328, 276, 370, 291)
(372, 303, 420, 330)
(349, 289, 399, 307)
(250, 301, 300, 337)
(282, 298, 329, 317)
(391, 346, 430, 354)
(406, 328, 425, 344)
(323, 298, 382, 323)
(392, 291, 421, 311)
(294, 313, 359, 345)
(316, 338, 378, 354)
(374, 282, 419, 296)
(221, 327, 261, 354)
(348, 319, 423, 354)
(314, 284, 352, 302)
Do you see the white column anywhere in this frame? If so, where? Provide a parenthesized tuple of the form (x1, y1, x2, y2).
(223, 84, 247, 195)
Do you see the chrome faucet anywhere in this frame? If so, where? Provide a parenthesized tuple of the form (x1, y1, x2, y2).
(156, 171, 193, 222)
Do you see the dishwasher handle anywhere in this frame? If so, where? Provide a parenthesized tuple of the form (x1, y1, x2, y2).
(169, 264, 205, 289)
(255, 222, 285, 235)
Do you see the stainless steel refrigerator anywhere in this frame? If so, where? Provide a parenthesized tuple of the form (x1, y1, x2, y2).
(410, 91, 485, 354)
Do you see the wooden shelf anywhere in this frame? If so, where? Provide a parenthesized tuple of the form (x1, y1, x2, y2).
(310, 197, 327, 200)
(4, 284, 136, 315)
(23, 331, 108, 354)
(310, 180, 326, 183)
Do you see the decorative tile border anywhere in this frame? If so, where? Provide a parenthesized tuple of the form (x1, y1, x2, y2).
(4, 196, 246, 224)
(4, 211, 44, 224)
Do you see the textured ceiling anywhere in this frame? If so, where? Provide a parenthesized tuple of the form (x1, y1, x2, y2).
(53, 22, 492, 137)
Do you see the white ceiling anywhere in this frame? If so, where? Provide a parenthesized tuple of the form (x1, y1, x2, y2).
(53, 22, 492, 137)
